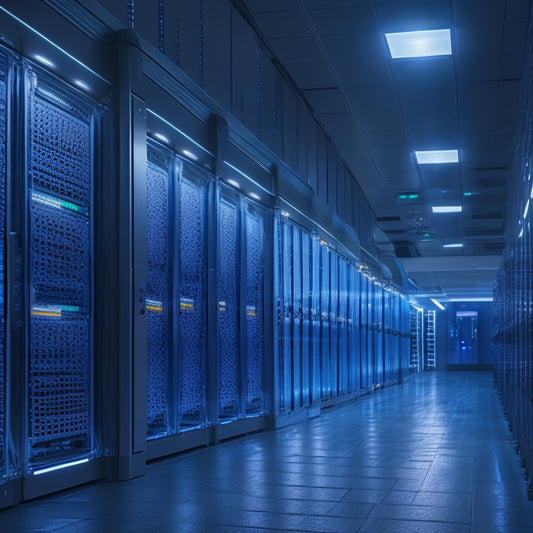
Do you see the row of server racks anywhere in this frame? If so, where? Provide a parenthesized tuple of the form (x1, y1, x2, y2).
(0, 2, 411, 506)
(493, 19, 533, 498)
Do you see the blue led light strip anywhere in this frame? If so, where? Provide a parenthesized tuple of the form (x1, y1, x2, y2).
(0, 5, 109, 84)
(32, 190, 86, 215)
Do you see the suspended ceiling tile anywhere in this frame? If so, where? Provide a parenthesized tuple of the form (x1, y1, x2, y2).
(459, 81, 499, 136)
(319, 111, 359, 139)
(397, 83, 457, 140)
(321, 32, 387, 65)
(390, 56, 454, 85)
(454, 0, 505, 26)
(307, 5, 377, 35)
(304, 0, 371, 8)
(364, 127, 410, 148)
(304, 88, 347, 114)
(244, 0, 300, 13)
(287, 61, 338, 89)
(495, 80, 521, 134)
(252, 10, 312, 39)
(376, 0, 452, 33)
(454, 24, 504, 56)
(268, 36, 325, 64)
(345, 85, 402, 131)
(457, 54, 501, 82)
(505, 0, 532, 21)
(418, 165, 461, 183)
(336, 59, 392, 87)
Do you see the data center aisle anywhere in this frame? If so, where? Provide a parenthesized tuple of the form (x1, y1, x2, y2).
(1, 372, 533, 532)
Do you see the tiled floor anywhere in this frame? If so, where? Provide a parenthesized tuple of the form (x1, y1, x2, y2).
(2, 371, 533, 532)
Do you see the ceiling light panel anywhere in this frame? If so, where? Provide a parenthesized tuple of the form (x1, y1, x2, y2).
(415, 150, 459, 164)
(432, 206, 463, 213)
(385, 29, 452, 59)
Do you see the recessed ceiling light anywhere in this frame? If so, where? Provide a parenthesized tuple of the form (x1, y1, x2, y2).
(525, 199, 530, 219)
(249, 192, 260, 201)
(443, 243, 463, 248)
(226, 179, 240, 189)
(430, 298, 445, 310)
(415, 150, 458, 164)
(34, 54, 55, 68)
(432, 206, 462, 213)
(73, 79, 90, 91)
(385, 29, 452, 59)
(153, 132, 170, 144)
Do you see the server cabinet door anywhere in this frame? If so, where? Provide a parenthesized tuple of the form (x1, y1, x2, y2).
(178, 167, 207, 429)
(301, 230, 311, 407)
(347, 264, 360, 393)
(329, 253, 339, 398)
(310, 236, 321, 404)
(338, 258, 348, 396)
(243, 201, 264, 415)
(279, 218, 292, 413)
(0, 51, 8, 486)
(360, 274, 368, 387)
(292, 225, 302, 409)
(145, 143, 172, 438)
(26, 73, 96, 472)
(319, 243, 330, 399)
(217, 189, 240, 420)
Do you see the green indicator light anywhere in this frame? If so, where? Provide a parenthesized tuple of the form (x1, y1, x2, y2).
(398, 195, 407, 200)
(464, 192, 472, 197)
(408, 194, 419, 199)
(58, 199, 81, 212)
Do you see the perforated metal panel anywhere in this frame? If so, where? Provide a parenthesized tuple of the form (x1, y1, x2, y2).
(28, 79, 94, 467)
(146, 145, 171, 438)
(178, 175, 206, 427)
(0, 53, 6, 481)
(319, 243, 330, 398)
(217, 196, 239, 419)
(244, 204, 263, 414)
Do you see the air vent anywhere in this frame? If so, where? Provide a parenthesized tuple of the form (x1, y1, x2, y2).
(484, 242, 504, 253)
(377, 216, 402, 222)
(471, 213, 504, 220)
(392, 240, 421, 257)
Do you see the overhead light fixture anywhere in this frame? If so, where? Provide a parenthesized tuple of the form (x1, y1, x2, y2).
(519, 228, 524, 239)
(73, 79, 90, 91)
(524, 199, 530, 219)
(432, 206, 462, 213)
(385, 29, 452, 59)
(153, 132, 170, 144)
(248, 192, 260, 201)
(415, 150, 458, 164)
(448, 298, 493, 302)
(443, 243, 463, 248)
(34, 54, 55, 68)
(226, 179, 240, 189)
(430, 298, 445, 310)
(182, 149, 198, 161)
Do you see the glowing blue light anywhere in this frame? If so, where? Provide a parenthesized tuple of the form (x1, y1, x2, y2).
(415, 150, 459, 164)
(385, 29, 452, 59)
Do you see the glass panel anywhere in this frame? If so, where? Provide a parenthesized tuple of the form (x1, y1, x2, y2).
(217, 194, 240, 420)
(244, 203, 263, 414)
(280, 219, 291, 412)
(310, 236, 321, 403)
(178, 172, 206, 428)
(28, 77, 94, 469)
(319, 243, 330, 398)
(146, 144, 171, 438)
(0, 52, 6, 483)
(329, 253, 338, 398)
(292, 226, 302, 409)
(301, 230, 311, 407)
(347, 264, 360, 392)
(338, 258, 348, 395)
